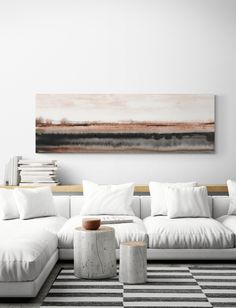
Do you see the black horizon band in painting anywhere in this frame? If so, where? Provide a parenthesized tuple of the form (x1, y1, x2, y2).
(36, 132, 214, 152)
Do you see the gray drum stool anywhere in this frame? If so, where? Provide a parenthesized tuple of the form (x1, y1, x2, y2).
(119, 241, 147, 284)
(74, 226, 116, 279)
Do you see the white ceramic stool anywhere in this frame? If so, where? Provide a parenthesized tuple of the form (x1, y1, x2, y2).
(119, 241, 147, 284)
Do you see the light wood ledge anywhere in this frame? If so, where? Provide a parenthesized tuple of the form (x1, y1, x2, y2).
(0, 184, 228, 193)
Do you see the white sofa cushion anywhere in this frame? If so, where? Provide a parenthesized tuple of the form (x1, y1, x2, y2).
(141, 196, 213, 219)
(80, 181, 135, 216)
(71, 196, 141, 218)
(14, 187, 56, 219)
(217, 215, 236, 245)
(149, 181, 197, 216)
(0, 223, 58, 282)
(0, 188, 19, 220)
(227, 180, 236, 215)
(18, 216, 67, 234)
(166, 186, 210, 218)
(58, 215, 147, 249)
(143, 216, 234, 249)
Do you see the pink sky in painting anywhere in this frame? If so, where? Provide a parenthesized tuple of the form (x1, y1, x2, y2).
(36, 94, 215, 124)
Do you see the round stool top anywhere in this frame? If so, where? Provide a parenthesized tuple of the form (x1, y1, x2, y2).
(121, 241, 147, 247)
(75, 226, 114, 233)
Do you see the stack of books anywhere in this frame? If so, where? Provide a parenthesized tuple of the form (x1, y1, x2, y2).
(18, 160, 59, 186)
(4, 156, 22, 185)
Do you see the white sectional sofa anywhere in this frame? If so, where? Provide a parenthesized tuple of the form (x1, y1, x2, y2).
(1, 194, 236, 297)
(0, 196, 69, 297)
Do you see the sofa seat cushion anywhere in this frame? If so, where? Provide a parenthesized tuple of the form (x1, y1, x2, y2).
(0, 215, 67, 234)
(143, 216, 234, 249)
(0, 224, 58, 282)
(18, 216, 67, 234)
(58, 215, 147, 249)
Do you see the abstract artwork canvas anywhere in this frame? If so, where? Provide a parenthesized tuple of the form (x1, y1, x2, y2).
(36, 94, 215, 153)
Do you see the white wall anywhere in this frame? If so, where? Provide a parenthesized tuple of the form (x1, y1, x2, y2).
(0, 0, 235, 185)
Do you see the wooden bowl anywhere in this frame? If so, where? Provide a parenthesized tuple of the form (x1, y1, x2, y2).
(82, 218, 101, 230)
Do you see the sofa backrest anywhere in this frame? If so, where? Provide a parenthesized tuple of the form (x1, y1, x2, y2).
(53, 195, 230, 220)
(53, 196, 70, 218)
(212, 196, 230, 218)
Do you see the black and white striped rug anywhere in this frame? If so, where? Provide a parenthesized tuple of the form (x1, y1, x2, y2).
(41, 264, 236, 307)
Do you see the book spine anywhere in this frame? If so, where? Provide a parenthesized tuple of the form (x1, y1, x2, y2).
(19, 160, 57, 165)
(18, 167, 57, 171)
(6, 161, 10, 185)
(16, 156, 22, 185)
(19, 183, 59, 187)
(9, 157, 13, 186)
(13, 156, 18, 186)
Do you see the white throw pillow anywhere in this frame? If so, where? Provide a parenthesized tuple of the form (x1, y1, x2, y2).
(227, 180, 236, 215)
(80, 180, 135, 216)
(0, 188, 19, 220)
(149, 181, 197, 216)
(14, 187, 56, 219)
(166, 186, 210, 219)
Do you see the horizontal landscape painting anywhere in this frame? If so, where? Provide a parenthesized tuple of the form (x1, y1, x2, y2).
(36, 94, 215, 153)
